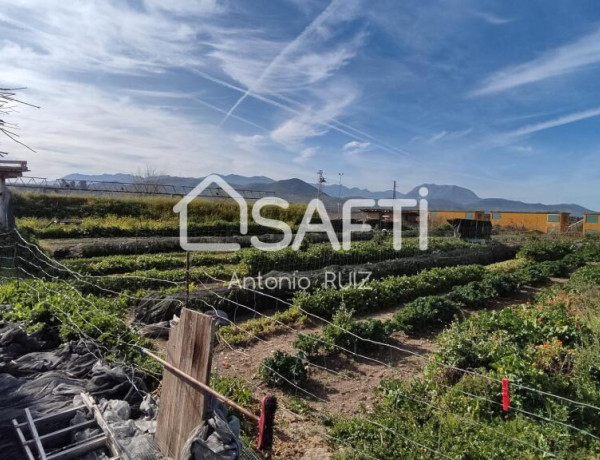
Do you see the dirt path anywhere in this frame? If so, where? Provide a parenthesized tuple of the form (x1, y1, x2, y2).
(211, 317, 437, 459)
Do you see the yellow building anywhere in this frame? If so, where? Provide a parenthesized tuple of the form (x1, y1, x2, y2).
(429, 210, 486, 227)
(490, 211, 570, 234)
(583, 213, 600, 236)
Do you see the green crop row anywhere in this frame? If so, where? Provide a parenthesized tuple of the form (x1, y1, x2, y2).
(217, 307, 307, 346)
(239, 237, 473, 275)
(63, 251, 238, 276)
(294, 250, 589, 362)
(18, 216, 294, 239)
(292, 263, 487, 319)
(72, 264, 241, 295)
(282, 261, 600, 459)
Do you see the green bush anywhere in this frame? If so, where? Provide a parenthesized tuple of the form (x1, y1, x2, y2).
(569, 264, 600, 289)
(259, 350, 307, 388)
(295, 305, 386, 357)
(393, 296, 463, 333)
(517, 237, 575, 262)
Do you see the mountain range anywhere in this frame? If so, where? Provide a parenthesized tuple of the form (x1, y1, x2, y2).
(62, 173, 594, 216)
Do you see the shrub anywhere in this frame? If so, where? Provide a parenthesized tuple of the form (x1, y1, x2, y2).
(517, 237, 575, 262)
(259, 350, 307, 388)
(295, 306, 387, 357)
(569, 264, 600, 289)
(577, 242, 600, 262)
(393, 296, 463, 333)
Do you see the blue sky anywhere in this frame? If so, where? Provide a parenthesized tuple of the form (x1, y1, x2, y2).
(1, 0, 600, 208)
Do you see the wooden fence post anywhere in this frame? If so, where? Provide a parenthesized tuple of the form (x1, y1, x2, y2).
(155, 308, 215, 458)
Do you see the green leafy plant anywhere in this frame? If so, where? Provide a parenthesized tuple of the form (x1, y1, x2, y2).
(259, 350, 307, 388)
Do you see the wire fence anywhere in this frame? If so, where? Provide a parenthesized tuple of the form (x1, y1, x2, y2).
(2, 228, 600, 458)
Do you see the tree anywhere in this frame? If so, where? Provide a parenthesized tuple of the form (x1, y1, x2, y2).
(0, 88, 37, 156)
(133, 165, 167, 195)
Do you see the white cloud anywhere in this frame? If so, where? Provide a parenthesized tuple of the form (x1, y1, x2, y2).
(506, 107, 600, 138)
(0, 2, 209, 77)
(270, 81, 358, 146)
(512, 145, 534, 153)
(343, 140, 371, 154)
(3, 78, 281, 179)
(473, 26, 600, 96)
(220, 0, 364, 121)
(426, 130, 448, 144)
(471, 11, 516, 25)
(142, 0, 223, 16)
(293, 147, 318, 163)
(446, 128, 473, 140)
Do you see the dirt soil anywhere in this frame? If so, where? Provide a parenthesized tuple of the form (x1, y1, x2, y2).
(211, 317, 437, 459)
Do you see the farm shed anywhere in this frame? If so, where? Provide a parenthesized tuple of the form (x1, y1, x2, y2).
(428, 210, 486, 227)
(583, 213, 600, 236)
(490, 211, 570, 234)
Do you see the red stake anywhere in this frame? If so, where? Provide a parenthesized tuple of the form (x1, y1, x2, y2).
(257, 395, 277, 452)
(502, 378, 510, 412)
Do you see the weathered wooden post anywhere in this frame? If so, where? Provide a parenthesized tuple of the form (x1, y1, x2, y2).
(0, 160, 28, 229)
(154, 308, 215, 459)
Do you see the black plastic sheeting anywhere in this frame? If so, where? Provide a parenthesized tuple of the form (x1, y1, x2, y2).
(0, 323, 154, 459)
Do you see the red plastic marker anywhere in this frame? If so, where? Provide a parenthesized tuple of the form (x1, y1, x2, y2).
(502, 378, 510, 412)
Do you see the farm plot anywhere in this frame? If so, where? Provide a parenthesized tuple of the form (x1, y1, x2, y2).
(207, 239, 600, 459)
(5, 213, 600, 460)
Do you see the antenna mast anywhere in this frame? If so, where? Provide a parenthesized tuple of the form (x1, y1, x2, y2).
(317, 170, 326, 200)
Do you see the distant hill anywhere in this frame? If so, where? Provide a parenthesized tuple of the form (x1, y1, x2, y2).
(245, 178, 339, 206)
(405, 184, 480, 204)
(322, 184, 393, 199)
(60, 173, 594, 215)
(468, 198, 591, 216)
(63, 173, 275, 187)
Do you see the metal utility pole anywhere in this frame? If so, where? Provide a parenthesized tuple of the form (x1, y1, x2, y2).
(337, 172, 344, 218)
(316, 170, 326, 200)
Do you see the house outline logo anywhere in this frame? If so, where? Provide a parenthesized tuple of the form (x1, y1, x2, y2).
(173, 174, 248, 251)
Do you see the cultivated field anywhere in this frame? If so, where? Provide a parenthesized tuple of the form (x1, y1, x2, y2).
(3, 192, 600, 459)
